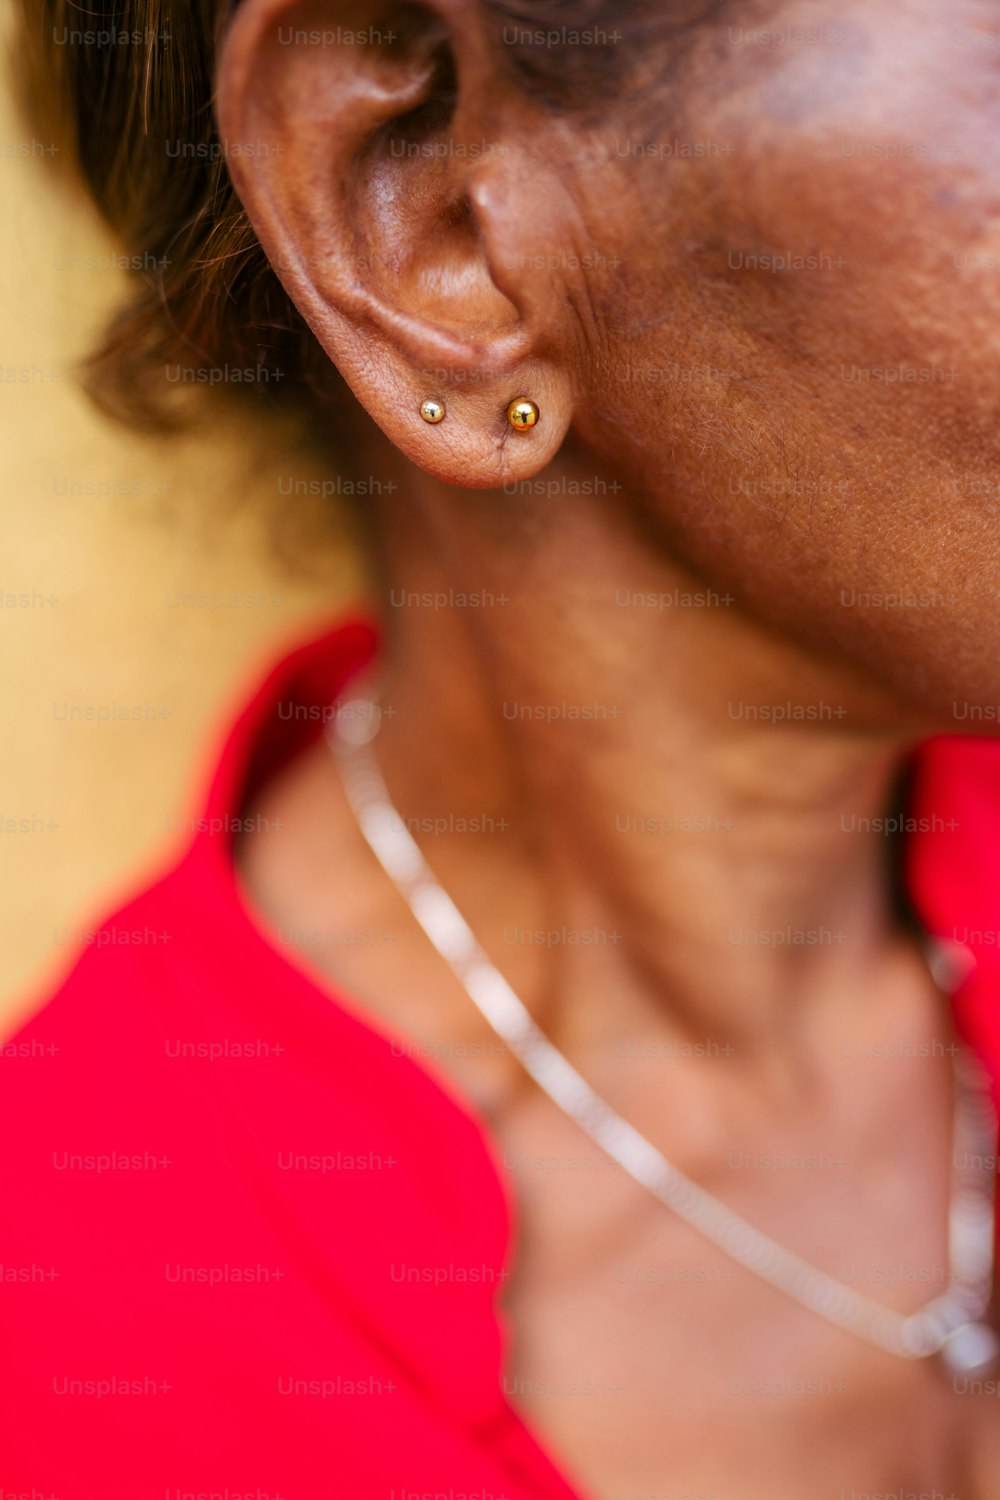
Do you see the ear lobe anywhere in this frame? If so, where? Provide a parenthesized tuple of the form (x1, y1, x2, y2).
(216, 0, 575, 487)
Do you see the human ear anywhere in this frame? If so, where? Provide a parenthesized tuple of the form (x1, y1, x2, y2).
(216, 0, 578, 488)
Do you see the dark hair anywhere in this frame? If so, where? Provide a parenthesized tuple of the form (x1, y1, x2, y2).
(15, 0, 724, 432)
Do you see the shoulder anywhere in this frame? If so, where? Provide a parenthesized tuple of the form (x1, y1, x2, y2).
(0, 864, 209, 1161)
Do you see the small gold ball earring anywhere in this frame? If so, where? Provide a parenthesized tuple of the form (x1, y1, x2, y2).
(507, 398, 539, 431)
(420, 399, 445, 424)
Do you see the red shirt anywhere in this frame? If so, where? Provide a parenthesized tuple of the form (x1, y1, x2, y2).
(0, 618, 997, 1499)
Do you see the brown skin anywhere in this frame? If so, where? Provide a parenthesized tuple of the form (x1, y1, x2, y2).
(218, 1, 1000, 1495)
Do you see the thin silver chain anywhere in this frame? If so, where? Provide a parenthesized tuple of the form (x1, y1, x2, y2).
(326, 697, 998, 1369)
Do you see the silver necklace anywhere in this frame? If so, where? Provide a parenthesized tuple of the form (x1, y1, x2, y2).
(326, 697, 999, 1377)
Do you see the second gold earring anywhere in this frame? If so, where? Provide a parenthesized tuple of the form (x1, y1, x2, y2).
(507, 398, 539, 431)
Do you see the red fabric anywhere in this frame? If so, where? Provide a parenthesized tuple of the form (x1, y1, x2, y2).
(907, 736, 1000, 1073)
(0, 617, 997, 1499)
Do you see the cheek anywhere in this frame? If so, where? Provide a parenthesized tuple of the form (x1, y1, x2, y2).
(588, 0, 1000, 437)
(565, 2, 1000, 713)
(584, 0, 1000, 493)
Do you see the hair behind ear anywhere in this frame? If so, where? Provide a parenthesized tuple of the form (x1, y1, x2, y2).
(13, 0, 334, 432)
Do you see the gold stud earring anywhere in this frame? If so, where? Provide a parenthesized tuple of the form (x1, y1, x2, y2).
(507, 398, 539, 431)
(420, 399, 445, 424)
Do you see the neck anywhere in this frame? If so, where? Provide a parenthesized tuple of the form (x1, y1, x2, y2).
(365, 450, 930, 1063)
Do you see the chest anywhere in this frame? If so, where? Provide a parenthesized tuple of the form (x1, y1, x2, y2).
(491, 1094, 1000, 1500)
(237, 785, 1000, 1497)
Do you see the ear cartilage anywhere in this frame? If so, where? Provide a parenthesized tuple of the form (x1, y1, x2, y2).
(419, 399, 446, 424)
(506, 398, 539, 431)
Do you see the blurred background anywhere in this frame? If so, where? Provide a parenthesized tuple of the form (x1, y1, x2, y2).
(0, 4, 366, 1028)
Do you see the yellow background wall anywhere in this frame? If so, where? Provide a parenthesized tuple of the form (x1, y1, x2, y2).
(0, 12, 365, 1028)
